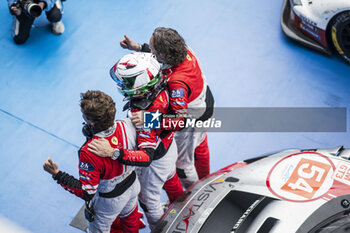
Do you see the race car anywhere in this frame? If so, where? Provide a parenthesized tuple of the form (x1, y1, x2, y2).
(153, 146, 350, 233)
(281, 0, 350, 64)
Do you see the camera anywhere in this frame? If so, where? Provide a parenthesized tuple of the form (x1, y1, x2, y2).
(17, 0, 42, 17)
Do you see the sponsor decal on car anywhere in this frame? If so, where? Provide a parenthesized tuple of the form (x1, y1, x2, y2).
(299, 15, 317, 26)
(172, 182, 222, 232)
(300, 18, 318, 33)
(280, 158, 331, 199)
(214, 178, 225, 183)
(266, 152, 335, 202)
(291, 10, 326, 45)
(231, 199, 263, 233)
(333, 161, 350, 185)
(300, 23, 321, 40)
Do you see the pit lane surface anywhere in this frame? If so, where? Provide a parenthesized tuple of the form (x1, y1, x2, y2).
(0, 0, 350, 232)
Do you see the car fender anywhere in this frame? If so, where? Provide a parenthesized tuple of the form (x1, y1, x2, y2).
(293, 0, 350, 30)
(155, 146, 350, 233)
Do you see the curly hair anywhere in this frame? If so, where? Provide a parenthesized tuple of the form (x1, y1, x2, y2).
(152, 27, 187, 66)
(80, 90, 116, 133)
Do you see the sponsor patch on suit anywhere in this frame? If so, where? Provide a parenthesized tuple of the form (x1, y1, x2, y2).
(79, 161, 94, 171)
(170, 88, 185, 98)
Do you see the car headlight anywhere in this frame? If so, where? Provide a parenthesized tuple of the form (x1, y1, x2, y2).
(292, 0, 302, 6)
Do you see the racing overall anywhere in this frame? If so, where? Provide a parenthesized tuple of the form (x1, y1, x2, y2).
(53, 119, 142, 233)
(163, 48, 214, 188)
(127, 89, 183, 230)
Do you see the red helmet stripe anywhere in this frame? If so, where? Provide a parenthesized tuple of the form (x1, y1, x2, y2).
(119, 60, 136, 69)
(146, 68, 154, 80)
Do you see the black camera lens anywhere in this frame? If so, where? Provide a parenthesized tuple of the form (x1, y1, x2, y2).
(27, 4, 42, 17)
(21, 0, 42, 18)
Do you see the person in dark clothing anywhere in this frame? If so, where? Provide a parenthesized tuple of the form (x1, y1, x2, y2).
(8, 0, 64, 44)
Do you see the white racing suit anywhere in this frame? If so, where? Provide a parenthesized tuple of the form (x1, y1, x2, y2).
(128, 90, 183, 231)
(136, 141, 178, 230)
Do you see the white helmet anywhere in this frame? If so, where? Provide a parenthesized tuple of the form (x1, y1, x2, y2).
(110, 52, 162, 98)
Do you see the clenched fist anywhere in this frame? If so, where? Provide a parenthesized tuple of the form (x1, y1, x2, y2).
(43, 157, 59, 175)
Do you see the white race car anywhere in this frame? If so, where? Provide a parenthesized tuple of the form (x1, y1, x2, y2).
(281, 0, 350, 64)
(154, 146, 350, 233)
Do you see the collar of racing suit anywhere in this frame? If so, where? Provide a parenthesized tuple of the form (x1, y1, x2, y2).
(94, 121, 117, 138)
(161, 64, 172, 70)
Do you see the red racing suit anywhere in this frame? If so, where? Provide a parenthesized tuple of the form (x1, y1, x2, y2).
(52, 119, 156, 232)
(162, 48, 214, 127)
(130, 91, 173, 159)
(53, 120, 156, 200)
(140, 44, 214, 186)
(162, 48, 214, 187)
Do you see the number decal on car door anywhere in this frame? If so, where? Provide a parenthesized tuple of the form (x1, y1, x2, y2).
(281, 158, 331, 199)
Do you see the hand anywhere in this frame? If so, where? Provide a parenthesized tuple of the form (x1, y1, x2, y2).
(43, 157, 59, 175)
(120, 35, 140, 51)
(10, 4, 22, 16)
(38, 2, 45, 10)
(131, 111, 144, 127)
(88, 138, 114, 157)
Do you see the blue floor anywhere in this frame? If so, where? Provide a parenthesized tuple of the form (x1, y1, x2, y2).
(1, 0, 350, 232)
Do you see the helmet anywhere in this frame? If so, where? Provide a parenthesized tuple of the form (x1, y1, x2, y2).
(110, 52, 162, 99)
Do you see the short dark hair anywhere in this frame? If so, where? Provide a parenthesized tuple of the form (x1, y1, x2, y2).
(80, 90, 116, 132)
(152, 27, 187, 66)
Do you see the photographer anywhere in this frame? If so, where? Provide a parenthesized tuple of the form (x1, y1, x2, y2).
(8, 0, 64, 44)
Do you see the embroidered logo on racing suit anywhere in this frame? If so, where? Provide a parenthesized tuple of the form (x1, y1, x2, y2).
(79, 162, 94, 171)
(170, 88, 185, 98)
(172, 101, 185, 106)
(138, 132, 150, 138)
(79, 175, 91, 181)
(111, 136, 118, 145)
